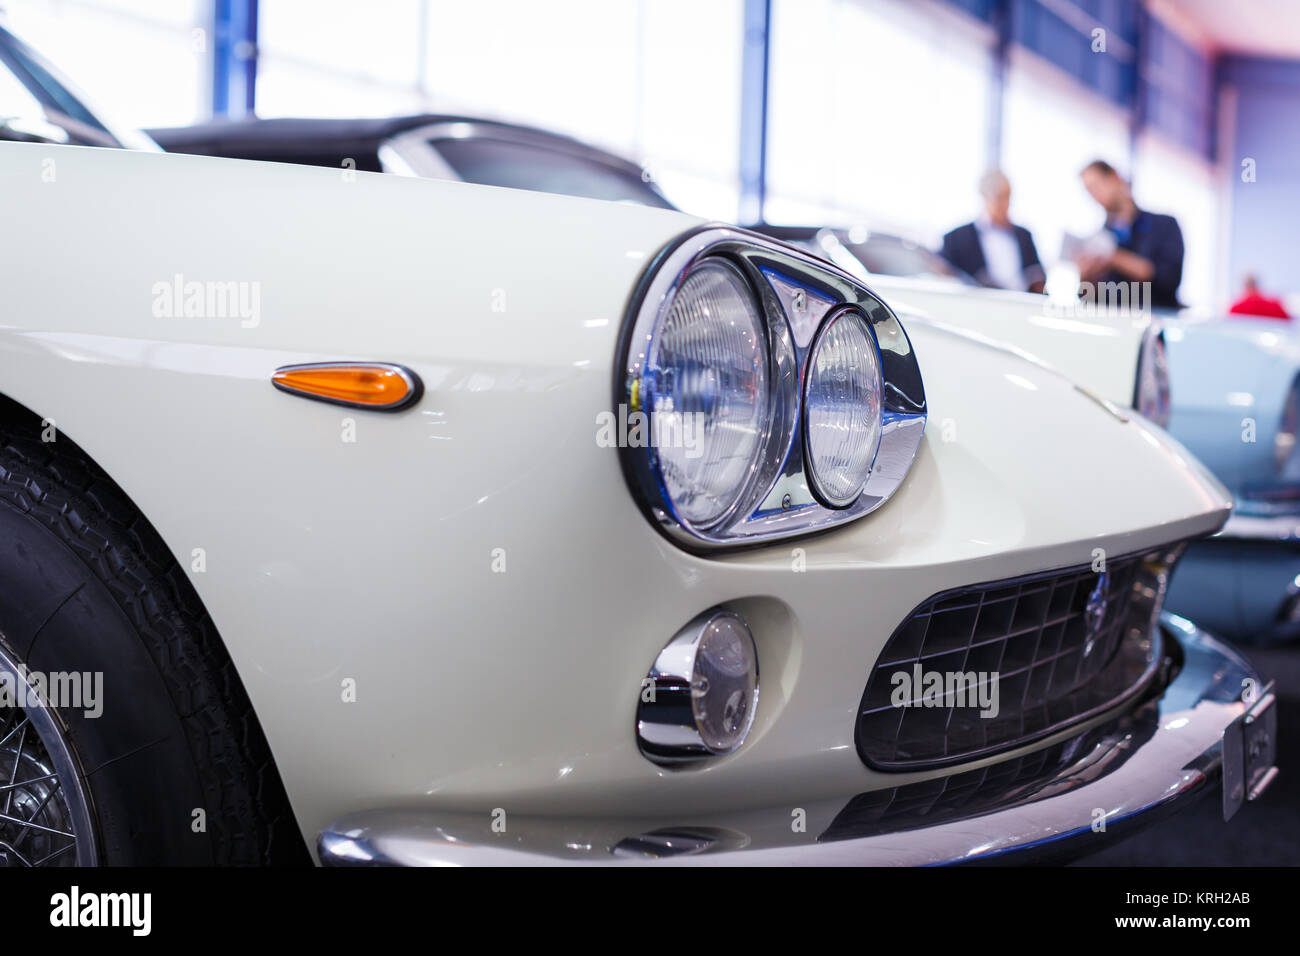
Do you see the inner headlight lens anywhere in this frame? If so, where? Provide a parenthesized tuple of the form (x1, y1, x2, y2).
(1136, 331, 1171, 427)
(645, 259, 768, 527)
(804, 309, 883, 507)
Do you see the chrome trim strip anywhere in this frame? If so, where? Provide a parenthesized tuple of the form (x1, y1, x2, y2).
(317, 614, 1270, 867)
(271, 361, 423, 412)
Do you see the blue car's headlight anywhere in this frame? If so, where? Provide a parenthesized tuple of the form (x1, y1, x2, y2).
(1275, 378, 1300, 475)
(1135, 328, 1171, 428)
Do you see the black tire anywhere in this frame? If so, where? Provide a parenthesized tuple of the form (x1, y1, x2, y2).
(0, 430, 306, 865)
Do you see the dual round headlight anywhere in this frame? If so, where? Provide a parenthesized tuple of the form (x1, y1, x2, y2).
(640, 257, 884, 530)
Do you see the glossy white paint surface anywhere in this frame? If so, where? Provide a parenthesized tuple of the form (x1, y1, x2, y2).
(868, 276, 1151, 409)
(0, 143, 1229, 848)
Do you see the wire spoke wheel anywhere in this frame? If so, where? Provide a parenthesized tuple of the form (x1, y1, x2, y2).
(0, 643, 96, 867)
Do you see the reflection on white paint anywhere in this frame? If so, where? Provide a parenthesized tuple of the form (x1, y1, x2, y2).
(1028, 315, 1119, 336)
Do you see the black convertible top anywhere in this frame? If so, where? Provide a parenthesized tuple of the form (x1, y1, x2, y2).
(147, 114, 648, 177)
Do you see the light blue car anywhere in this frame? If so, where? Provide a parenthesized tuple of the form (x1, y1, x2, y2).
(1161, 316, 1300, 642)
(751, 228, 1300, 644)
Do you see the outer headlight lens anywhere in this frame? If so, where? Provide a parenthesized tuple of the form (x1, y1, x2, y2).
(645, 259, 768, 527)
(1136, 331, 1171, 427)
(804, 309, 883, 507)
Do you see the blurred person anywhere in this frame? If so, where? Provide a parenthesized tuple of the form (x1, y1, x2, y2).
(940, 170, 1045, 293)
(1229, 274, 1290, 320)
(1078, 159, 1184, 310)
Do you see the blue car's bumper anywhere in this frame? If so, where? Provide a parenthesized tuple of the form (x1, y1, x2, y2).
(1166, 502, 1300, 642)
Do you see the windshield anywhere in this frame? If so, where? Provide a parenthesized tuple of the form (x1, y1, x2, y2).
(431, 134, 675, 209)
(0, 23, 154, 149)
(838, 234, 977, 286)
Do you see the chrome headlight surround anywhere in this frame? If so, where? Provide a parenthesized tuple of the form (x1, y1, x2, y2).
(617, 226, 926, 551)
(1134, 324, 1171, 428)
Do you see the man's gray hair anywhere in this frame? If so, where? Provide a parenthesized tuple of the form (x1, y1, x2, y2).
(978, 168, 1009, 199)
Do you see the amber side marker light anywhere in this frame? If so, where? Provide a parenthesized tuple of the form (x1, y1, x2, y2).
(272, 362, 423, 411)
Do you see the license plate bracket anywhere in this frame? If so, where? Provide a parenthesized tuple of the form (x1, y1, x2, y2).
(1223, 683, 1278, 821)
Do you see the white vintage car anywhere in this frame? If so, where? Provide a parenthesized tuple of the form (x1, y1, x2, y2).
(0, 27, 1279, 867)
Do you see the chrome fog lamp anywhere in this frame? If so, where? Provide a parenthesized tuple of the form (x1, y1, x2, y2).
(637, 609, 759, 765)
(803, 308, 884, 507)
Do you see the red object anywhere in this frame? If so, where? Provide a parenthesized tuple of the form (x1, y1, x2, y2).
(1229, 293, 1290, 319)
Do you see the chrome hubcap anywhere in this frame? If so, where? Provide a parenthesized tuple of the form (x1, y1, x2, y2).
(0, 643, 97, 866)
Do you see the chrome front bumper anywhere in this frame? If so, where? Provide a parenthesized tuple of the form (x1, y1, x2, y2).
(317, 615, 1277, 866)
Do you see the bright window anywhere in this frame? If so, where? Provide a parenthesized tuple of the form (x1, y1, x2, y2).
(1000, 48, 1133, 278)
(256, 0, 742, 221)
(1132, 129, 1218, 311)
(766, 0, 993, 240)
(1, 0, 206, 129)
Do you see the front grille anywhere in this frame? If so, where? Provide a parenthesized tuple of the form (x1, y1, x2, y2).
(827, 688, 1163, 842)
(856, 546, 1178, 770)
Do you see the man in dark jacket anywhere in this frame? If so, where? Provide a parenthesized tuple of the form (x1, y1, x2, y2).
(940, 170, 1045, 293)
(1078, 159, 1184, 310)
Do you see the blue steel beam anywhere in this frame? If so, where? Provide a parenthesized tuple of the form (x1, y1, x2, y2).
(738, 0, 771, 226)
(212, 0, 258, 117)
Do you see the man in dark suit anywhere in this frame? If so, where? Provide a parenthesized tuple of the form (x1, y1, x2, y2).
(1078, 159, 1184, 310)
(940, 170, 1045, 293)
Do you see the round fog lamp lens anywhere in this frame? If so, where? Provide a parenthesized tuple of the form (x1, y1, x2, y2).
(691, 615, 759, 753)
